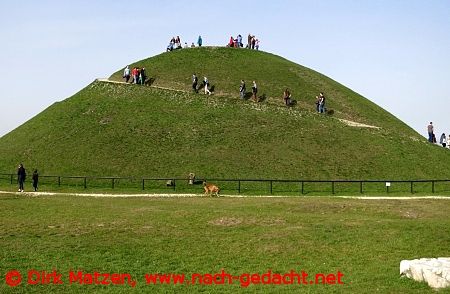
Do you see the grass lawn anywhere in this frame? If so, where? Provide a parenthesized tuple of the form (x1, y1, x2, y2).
(1, 193, 449, 293)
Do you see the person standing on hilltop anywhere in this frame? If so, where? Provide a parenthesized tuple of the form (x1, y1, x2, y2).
(427, 122, 434, 143)
(197, 35, 203, 47)
(440, 133, 446, 147)
(32, 169, 39, 191)
(237, 34, 243, 47)
(247, 33, 252, 49)
(17, 163, 26, 192)
(123, 65, 131, 83)
(251, 36, 256, 49)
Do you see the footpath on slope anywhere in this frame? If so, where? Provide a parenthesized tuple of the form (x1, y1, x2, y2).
(96, 78, 381, 130)
(1, 190, 449, 199)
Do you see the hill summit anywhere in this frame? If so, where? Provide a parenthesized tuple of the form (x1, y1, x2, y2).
(0, 47, 448, 179)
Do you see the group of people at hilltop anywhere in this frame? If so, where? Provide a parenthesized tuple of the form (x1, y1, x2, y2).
(167, 35, 202, 51)
(227, 33, 260, 50)
(427, 122, 450, 148)
(16, 163, 39, 192)
(123, 65, 146, 84)
(164, 34, 260, 52)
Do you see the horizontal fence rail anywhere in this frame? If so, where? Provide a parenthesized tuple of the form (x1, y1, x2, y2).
(2, 173, 450, 195)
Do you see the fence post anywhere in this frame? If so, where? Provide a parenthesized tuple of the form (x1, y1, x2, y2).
(112, 178, 115, 189)
(360, 181, 363, 194)
(58, 176, 61, 187)
(301, 181, 304, 195)
(10, 174, 13, 184)
(238, 180, 241, 194)
(270, 180, 273, 194)
(432, 181, 435, 193)
(173, 179, 176, 191)
(142, 179, 145, 190)
(410, 181, 413, 194)
(332, 181, 335, 194)
(84, 177, 87, 189)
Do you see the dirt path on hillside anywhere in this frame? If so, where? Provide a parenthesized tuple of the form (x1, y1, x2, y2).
(97, 79, 379, 130)
(1, 190, 449, 199)
(337, 118, 380, 129)
(96, 78, 187, 93)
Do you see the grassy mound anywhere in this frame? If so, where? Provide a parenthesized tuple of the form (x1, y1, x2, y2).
(0, 47, 448, 179)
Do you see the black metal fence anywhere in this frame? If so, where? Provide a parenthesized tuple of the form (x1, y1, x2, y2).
(2, 173, 450, 195)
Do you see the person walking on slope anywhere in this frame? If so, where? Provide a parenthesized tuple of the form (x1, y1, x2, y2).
(192, 73, 198, 93)
(139, 67, 146, 85)
(427, 122, 434, 143)
(197, 35, 203, 47)
(252, 81, 258, 102)
(32, 169, 39, 191)
(203, 77, 211, 95)
(440, 133, 447, 147)
(123, 65, 131, 83)
(318, 92, 326, 113)
(17, 163, 26, 192)
(239, 80, 246, 99)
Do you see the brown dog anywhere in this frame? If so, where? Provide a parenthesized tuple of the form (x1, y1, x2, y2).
(203, 182, 220, 197)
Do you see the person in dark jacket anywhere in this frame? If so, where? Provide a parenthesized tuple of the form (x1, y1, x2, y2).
(192, 73, 198, 93)
(32, 169, 39, 191)
(239, 80, 246, 99)
(17, 163, 26, 192)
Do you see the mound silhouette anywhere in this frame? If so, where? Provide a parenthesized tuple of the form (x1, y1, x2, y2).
(0, 47, 448, 179)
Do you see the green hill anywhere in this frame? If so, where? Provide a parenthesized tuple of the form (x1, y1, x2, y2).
(0, 47, 448, 179)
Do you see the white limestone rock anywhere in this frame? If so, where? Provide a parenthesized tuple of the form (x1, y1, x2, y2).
(400, 258, 450, 289)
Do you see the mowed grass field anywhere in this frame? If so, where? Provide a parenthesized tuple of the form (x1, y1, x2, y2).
(1, 194, 449, 293)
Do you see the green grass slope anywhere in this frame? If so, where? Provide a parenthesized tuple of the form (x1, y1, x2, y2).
(0, 47, 449, 179)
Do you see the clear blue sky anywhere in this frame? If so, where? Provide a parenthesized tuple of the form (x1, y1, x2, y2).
(1, 0, 449, 137)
